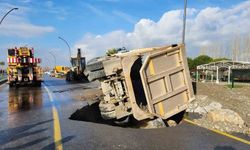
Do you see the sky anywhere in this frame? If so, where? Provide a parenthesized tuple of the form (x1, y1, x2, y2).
(0, 0, 249, 67)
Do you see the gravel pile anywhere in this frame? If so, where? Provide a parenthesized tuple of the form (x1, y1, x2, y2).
(187, 94, 250, 136)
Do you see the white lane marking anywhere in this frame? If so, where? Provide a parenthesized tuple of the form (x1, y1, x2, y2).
(43, 84, 63, 150)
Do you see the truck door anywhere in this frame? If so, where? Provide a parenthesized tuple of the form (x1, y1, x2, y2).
(139, 45, 195, 119)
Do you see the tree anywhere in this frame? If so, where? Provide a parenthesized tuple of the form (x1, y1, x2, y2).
(193, 55, 213, 68)
(187, 57, 195, 69)
(0, 62, 5, 66)
(106, 48, 118, 56)
(212, 57, 230, 62)
(106, 47, 127, 56)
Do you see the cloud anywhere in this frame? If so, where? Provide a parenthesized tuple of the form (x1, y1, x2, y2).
(74, 1, 250, 60)
(32, 0, 68, 21)
(45, 0, 53, 8)
(112, 10, 136, 24)
(0, 2, 55, 37)
(0, 23, 54, 38)
(84, 3, 107, 17)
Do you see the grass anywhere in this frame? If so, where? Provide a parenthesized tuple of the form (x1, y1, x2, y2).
(225, 84, 244, 89)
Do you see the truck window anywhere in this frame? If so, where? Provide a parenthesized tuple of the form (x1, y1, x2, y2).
(8, 49, 16, 56)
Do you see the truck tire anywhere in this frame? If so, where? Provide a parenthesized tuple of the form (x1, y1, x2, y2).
(100, 111, 116, 120)
(35, 82, 41, 87)
(88, 69, 106, 81)
(66, 72, 70, 81)
(9, 82, 14, 88)
(114, 116, 130, 125)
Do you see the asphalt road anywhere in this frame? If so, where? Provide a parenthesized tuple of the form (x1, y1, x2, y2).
(0, 76, 249, 150)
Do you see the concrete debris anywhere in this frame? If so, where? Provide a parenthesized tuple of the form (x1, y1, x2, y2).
(203, 102, 222, 112)
(193, 106, 206, 114)
(166, 120, 177, 127)
(140, 118, 166, 129)
(207, 109, 244, 126)
(187, 94, 250, 136)
(194, 119, 249, 135)
(187, 96, 222, 114)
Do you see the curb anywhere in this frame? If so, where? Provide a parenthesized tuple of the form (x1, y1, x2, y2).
(0, 78, 7, 85)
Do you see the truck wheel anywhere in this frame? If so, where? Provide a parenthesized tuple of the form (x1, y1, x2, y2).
(66, 72, 70, 81)
(114, 116, 130, 126)
(100, 111, 116, 120)
(86, 57, 106, 72)
(9, 82, 14, 88)
(36, 82, 41, 87)
(88, 70, 106, 81)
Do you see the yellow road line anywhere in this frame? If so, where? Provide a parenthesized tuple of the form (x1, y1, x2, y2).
(184, 119, 250, 145)
(44, 85, 63, 150)
(52, 106, 63, 150)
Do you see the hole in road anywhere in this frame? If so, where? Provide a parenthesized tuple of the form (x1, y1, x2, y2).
(68, 103, 183, 129)
(69, 103, 129, 127)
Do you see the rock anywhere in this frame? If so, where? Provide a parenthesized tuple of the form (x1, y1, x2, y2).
(194, 106, 206, 114)
(203, 102, 222, 112)
(207, 109, 244, 125)
(166, 120, 177, 127)
(214, 124, 220, 129)
(141, 118, 166, 129)
(186, 108, 192, 113)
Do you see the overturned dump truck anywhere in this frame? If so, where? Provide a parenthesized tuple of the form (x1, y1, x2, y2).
(86, 44, 195, 124)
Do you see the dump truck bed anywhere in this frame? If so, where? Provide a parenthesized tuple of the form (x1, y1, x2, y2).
(138, 44, 195, 119)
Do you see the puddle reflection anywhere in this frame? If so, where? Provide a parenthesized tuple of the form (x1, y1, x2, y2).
(8, 87, 43, 113)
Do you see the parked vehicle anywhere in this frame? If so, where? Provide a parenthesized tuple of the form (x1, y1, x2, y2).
(49, 70, 55, 77)
(54, 66, 70, 76)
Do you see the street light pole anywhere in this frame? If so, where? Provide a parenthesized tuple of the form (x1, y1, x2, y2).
(43, 57, 52, 67)
(49, 52, 56, 67)
(182, 0, 187, 45)
(0, 7, 18, 25)
(58, 36, 72, 66)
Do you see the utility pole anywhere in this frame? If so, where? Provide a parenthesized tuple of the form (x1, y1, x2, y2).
(182, 0, 187, 45)
(49, 52, 56, 67)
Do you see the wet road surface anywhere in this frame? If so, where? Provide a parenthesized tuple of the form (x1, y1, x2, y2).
(0, 77, 249, 150)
